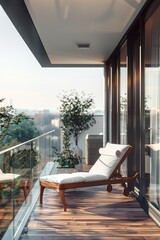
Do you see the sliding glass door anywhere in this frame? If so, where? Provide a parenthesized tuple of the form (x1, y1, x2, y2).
(144, 4, 160, 210)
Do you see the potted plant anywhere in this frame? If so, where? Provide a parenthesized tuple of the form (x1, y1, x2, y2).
(9, 147, 39, 169)
(53, 148, 80, 168)
(59, 90, 96, 149)
(56, 90, 96, 169)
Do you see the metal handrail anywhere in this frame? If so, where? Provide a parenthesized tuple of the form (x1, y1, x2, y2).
(0, 129, 55, 154)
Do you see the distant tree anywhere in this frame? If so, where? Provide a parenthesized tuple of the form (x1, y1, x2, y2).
(2, 118, 40, 146)
(0, 98, 28, 145)
(34, 112, 55, 132)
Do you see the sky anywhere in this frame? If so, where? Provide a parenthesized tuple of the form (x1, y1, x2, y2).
(0, 6, 104, 113)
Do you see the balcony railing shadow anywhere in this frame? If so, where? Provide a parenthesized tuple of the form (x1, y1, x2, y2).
(0, 130, 55, 240)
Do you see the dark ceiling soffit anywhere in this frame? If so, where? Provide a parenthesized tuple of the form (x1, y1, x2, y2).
(0, 0, 104, 68)
(1, 0, 51, 67)
(105, 0, 154, 65)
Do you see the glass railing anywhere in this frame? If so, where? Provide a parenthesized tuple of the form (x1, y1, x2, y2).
(0, 130, 56, 240)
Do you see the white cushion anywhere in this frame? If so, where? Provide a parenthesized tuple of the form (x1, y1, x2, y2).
(89, 155, 119, 178)
(40, 143, 130, 184)
(89, 142, 130, 178)
(40, 172, 107, 184)
(146, 143, 160, 151)
(0, 171, 20, 183)
(71, 172, 106, 181)
(40, 173, 84, 184)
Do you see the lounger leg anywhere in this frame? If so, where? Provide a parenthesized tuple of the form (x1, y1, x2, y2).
(59, 190, 67, 211)
(21, 180, 28, 200)
(106, 184, 112, 192)
(40, 185, 45, 205)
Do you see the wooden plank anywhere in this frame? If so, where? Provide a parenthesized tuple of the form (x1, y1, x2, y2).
(19, 183, 160, 240)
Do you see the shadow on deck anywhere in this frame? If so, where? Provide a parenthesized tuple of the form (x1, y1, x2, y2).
(20, 175, 160, 240)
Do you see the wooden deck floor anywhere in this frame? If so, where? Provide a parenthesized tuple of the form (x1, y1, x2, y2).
(20, 181, 160, 239)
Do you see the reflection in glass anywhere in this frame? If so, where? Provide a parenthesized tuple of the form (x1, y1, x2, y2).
(144, 5, 160, 210)
(109, 65, 112, 142)
(120, 41, 128, 145)
(120, 41, 128, 176)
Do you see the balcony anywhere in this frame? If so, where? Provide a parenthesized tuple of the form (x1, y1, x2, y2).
(0, 130, 160, 240)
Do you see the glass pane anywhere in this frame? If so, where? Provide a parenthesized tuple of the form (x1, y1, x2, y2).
(120, 41, 128, 144)
(144, 5, 160, 210)
(109, 65, 112, 142)
(120, 41, 128, 176)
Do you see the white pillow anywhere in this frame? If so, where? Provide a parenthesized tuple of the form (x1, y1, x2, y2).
(99, 148, 121, 157)
(104, 142, 130, 155)
(99, 142, 129, 157)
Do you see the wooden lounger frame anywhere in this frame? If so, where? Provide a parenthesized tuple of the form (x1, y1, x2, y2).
(40, 146, 139, 211)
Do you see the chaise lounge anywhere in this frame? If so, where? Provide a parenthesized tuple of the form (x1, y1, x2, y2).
(0, 170, 29, 200)
(40, 142, 139, 211)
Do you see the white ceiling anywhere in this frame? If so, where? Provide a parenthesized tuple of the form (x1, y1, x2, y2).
(24, 0, 147, 66)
